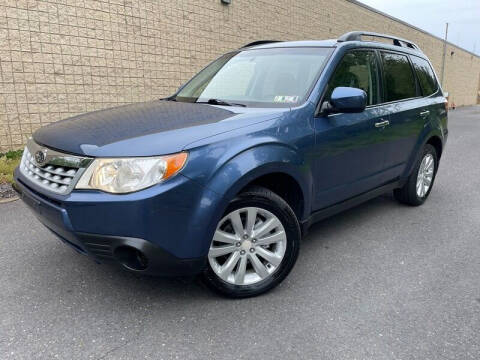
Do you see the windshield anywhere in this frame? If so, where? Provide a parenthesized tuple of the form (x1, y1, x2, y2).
(174, 47, 333, 107)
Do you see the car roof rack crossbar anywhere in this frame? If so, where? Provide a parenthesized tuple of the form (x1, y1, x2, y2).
(337, 31, 420, 51)
(242, 40, 283, 48)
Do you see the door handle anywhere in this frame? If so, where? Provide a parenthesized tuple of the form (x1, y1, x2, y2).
(375, 120, 390, 128)
(420, 110, 430, 116)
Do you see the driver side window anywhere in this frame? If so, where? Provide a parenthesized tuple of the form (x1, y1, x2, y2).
(326, 50, 379, 106)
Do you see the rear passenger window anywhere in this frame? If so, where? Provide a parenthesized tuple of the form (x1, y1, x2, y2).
(381, 53, 417, 102)
(410, 56, 438, 96)
(327, 50, 379, 106)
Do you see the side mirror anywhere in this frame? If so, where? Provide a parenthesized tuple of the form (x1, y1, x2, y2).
(322, 87, 367, 115)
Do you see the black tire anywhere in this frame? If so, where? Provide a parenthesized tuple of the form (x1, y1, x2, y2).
(202, 186, 301, 298)
(394, 144, 438, 206)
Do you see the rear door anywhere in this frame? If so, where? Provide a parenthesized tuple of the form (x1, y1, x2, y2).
(378, 51, 426, 181)
(409, 54, 445, 133)
(312, 49, 390, 210)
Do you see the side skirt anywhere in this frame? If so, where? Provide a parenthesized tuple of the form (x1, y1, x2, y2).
(301, 180, 402, 234)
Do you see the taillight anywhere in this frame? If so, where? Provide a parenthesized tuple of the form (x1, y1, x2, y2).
(444, 99, 448, 112)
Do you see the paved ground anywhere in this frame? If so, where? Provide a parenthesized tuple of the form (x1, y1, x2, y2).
(1, 106, 480, 360)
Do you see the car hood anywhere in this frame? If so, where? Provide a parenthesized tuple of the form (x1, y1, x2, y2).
(33, 100, 287, 157)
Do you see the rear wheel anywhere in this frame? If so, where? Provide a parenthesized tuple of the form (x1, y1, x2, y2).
(394, 144, 438, 206)
(202, 186, 301, 298)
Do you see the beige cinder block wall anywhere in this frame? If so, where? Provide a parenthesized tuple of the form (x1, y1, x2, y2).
(1, 0, 479, 152)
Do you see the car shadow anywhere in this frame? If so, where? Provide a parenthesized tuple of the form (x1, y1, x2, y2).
(51, 193, 399, 304)
(303, 193, 396, 243)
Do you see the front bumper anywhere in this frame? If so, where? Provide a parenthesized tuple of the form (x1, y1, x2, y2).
(13, 168, 221, 276)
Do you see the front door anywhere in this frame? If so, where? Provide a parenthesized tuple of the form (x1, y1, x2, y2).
(312, 50, 390, 210)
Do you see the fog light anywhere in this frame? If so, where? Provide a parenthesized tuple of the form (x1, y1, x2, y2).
(114, 246, 148, 271)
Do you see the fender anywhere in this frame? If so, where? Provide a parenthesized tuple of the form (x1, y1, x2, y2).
(210, 144, 311, 208)
(402, 123, 444, 180)
(187, 143, 313, 256)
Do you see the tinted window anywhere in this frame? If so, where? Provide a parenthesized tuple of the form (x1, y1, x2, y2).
(327, 50, 379, 105)
(381, 53, 417, 102)
(411, 56, 438, 96)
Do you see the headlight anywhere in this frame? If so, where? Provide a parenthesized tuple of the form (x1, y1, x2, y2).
(76, 152, 188, 193)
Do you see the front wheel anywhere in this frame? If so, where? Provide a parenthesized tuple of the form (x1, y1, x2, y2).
(394, 144, 438, 206)
(202, 186, 301, 298)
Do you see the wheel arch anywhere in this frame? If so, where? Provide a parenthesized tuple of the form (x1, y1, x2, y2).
(212, 160, 312, 222)
(426, 135, 443, 159)
(202, 143, 312, 241)
(403, 128, 444, 180)
(239, 172, 305, 221)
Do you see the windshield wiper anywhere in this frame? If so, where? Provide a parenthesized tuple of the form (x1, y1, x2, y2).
(198, 98, 247, 107)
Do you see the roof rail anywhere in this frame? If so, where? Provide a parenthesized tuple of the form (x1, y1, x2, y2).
(242, 40, 282, 48)
(337, 31, 421, 51)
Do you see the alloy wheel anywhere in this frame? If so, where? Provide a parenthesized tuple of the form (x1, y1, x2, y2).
(416, 153, 435, 198)
(208, 207, 287, 286)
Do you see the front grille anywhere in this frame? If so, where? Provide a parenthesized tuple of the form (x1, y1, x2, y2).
(19, 139, 92, 195)
(21, 148, 77, 193)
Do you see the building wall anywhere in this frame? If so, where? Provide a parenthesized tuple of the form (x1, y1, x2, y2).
(1, 0, 479, 152)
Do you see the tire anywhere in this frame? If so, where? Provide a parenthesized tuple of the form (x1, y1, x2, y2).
(394, 144, 438, 206)
(202, 186, 301, 298)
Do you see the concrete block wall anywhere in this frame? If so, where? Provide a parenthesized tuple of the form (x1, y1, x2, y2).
(1, 0, 479, 152)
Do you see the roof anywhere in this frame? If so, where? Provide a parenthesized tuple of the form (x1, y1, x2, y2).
(244, 40, 338, 49)
(242, 37, 426, 58)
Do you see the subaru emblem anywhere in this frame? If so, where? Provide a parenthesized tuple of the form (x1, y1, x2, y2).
(35, 150, 46, 165)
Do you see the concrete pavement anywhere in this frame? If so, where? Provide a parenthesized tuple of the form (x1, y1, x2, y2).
(1, 106, 479, 359)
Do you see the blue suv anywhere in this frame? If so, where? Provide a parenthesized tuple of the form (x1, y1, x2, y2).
(14, 32, 448, 297)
